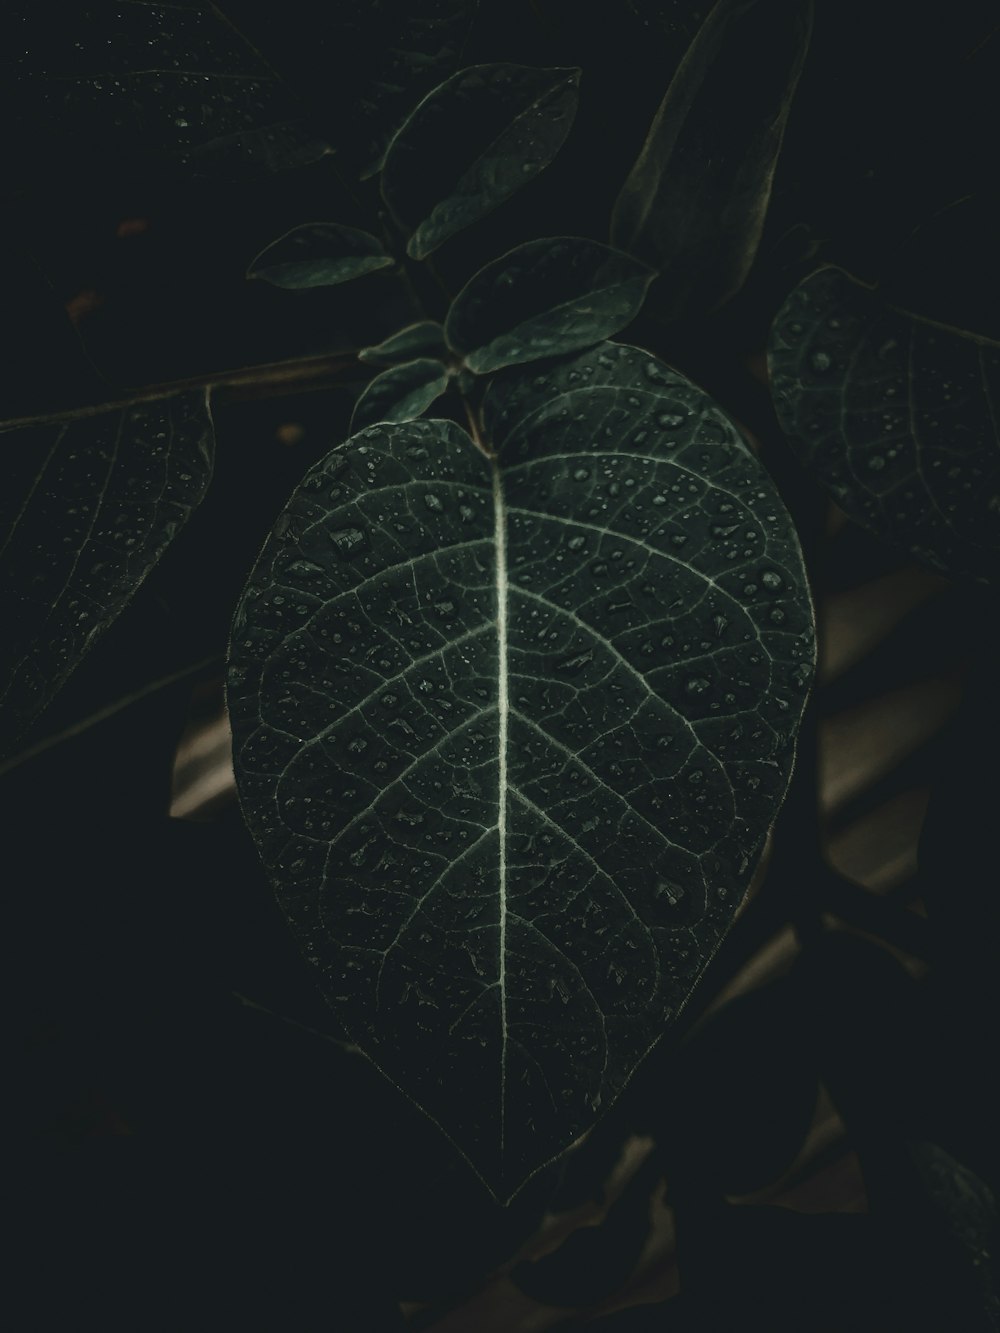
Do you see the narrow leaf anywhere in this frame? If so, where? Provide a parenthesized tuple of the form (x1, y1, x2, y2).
(768, 267, 1000, 582)
(445, 238, 655, 374)
(247, 224, 393, 290)
(359, 322, 448, 366)
(611, 0, 813, 321)
(0, 392, 214, 748)
(350, 359, 451, 432)
(228, 342, 813, 1199)
(8, 2, 329, 185)
(381, 64, 581, 260)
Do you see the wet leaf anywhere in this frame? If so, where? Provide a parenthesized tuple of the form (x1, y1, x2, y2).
(8, 2, 329, 185)
(0, 392, 214, 748)
(228, 341, 813, 1200)
(611, 0, 813, 321)
(908, 1141, 1000, 1331)
(768, 267, 1000, 582)
(381, 63, 581, 260)
(359, 322, 448, 366)
(247, 224, 393, 290)
(350, 359, 451, 432)
(445, 238, 655, 374)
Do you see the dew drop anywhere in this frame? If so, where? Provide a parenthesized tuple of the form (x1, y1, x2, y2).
(330, 526, 365, 554)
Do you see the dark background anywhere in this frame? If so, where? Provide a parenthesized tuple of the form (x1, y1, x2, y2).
(7, 2, 999, 1328)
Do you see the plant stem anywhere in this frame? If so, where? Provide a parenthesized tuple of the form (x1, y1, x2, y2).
(1, 352, 362, 433)
(0, 653, 221, 777)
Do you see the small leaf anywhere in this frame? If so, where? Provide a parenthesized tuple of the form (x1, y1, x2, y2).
(359, 321, 448, 366)
(0, 392, 214, 748)
(349, 1, 481, 178)
(664, 977, 818, 1195)
(768, 266, 1000, 582)
(350, 359, 451, 432)
(908, 1141, 999, 1330)
(381, 64, 581, 260)
(512, 1151, 662, 1306)
(247, 224, 393, 290)
(9, 2, 328, 185)
(445, 238, 655, 374)
(228, 341, 814, 1200)
(611, 0, 814, 321)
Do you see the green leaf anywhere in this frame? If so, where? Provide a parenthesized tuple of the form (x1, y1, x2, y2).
(0, 392, 214, 749)
(234, 0, 480, 180)
(381, 64, 581, 260)
(247, 224, 394, 290)
(768, 267, 1000, 582)
(445, 238, 655, 374)
(227, 341, 814, 1200)
(348, 1, 481, 179)
(611, 0, 813, 321)
(359, 322, 448, 366)
(907, 1141, 999, 1330)
(350, 359, 451, 432)
(8, 2, 329, 185)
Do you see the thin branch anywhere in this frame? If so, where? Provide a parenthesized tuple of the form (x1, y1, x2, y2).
(0, 653, 221, 777)
(231, 990, 361, 1053)
(820, 864, 931, 961)
(0, 351, 362, 434)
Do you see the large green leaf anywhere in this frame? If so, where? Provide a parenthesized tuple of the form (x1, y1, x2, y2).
(247, 224, 393, 290)
(350, 358, 451, 432)
(381, 63, 581, 260)
(445, 238, 655, 374)
(611, 0, 813, 321)
(768, 267, 1000, 582)
(0, 392, 214, 748)
(227, 341, 813, 1199)
(8, 2, 329, 185)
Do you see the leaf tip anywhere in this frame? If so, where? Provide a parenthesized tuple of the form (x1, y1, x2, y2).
(406, 234, 430, 262)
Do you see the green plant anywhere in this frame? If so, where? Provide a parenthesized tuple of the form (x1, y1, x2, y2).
(8, 2, 999, 1327)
